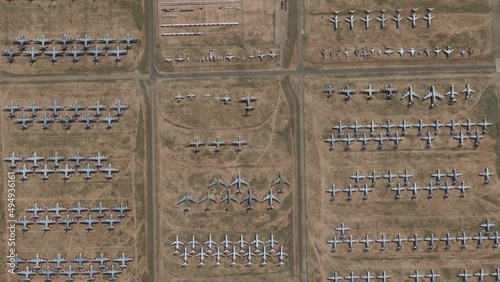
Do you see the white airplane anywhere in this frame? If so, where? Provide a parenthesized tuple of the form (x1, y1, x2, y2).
(407, 8, 419, 28)
(16, 215, 33, 232)
(102, 264, 122, 281)
(196, 247, 208, 266)
(80, 214, 99, 231)
(462, 83, 475, 99)
(101, 113, 120, 129)
(445, 118, 459, 135)
(48, 253, 68, 270)
(251, 234, 264, 252)
(15, 164, 33, 181)
(119, 33, 138, 49)
(360, 10, 373, 29)
(45, 46, 63, 63)
(57, 163, 76, 180)
(346, 10, 357, 29)
(59, 214, 77, 232)
(458, 269, 472, 281)
(69, 202, 88, 219)
(47, 202, 66, 218)
(204, 234, 217, 253)
(421, 131, 435, 149)
(179, 247, 191, 267)
(392, 9, 403, 29)
(112, 202, 131, 218)
(78, 163, 98, 180)
(100, 163, 119, 180)
(66, 46, 85, 63)
(26, 202, 45, 219)
(81, 265, 100, 281)
(275, 245, 288, 266)
(477, 117, 493, 134)
(36, 215, 56, 232)
(88, 100, 107, 116)
(23, 47, 41, 63)
(329, 11, 342, 30)
(109, 45, 128, 62)
(110, 100, 129, 116)
(338, 84, 357, 100)
(90, 202, 110, 218)
(423, 8, 435, 27)
(479, 167, 494, 185)
(3, 152, 22, 169)
(401, 85, 420, 107)
(171, 234, 184, 254)
(212, 245, 223, 266)
(3, 101, 22, 117)
(422, 85, 444, 109)
(17, 265, 35, 281)
(103, 214, 121, 231)
(409, 269, 424, 282)
(89, 151, 108, 167)
(113, 252, 133, 268)
(377, 271, 391, 282)
(376, 10, 388, 29)
(98, 33, 116, 49)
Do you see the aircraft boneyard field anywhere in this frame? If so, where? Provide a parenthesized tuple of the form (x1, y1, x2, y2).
(0, 0, 145, 75)
(304, 73, 500, 281)
(156, 77, 296, 280)
(306, 0, 493, 67)
(157, 0, 290, 72)
(0, 81, 148, 281)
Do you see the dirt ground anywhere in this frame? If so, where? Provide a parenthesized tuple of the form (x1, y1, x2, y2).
(157, 0, 288, 72)
(305, 0, 493, 67)
(304, 73, 500, 281)
(0, 0, 145, 75)
(0, 81, 148, 281)
(156, 77, 295, 280)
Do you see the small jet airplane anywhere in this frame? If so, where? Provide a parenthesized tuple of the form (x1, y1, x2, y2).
(261, 188, 280, 210)
(422, 85, 444, 109)
(15, 164, 34, 181)
(479, 167, 493, 185)
(376, 10, 388, 29)
(462, 84, 475, 99)
(240, 188, 259, 211)
(36, 215, 56, 232)
(423, 8, 435, 27)
(346, 10, 357, 30)
(109, 45, 128, 62)
(271, 171, 290, 191)
(16, 215, 34, 232)
(101, 113, 120, 129)
(230, 172, 249, 194)
(401, 85, 420, 107)
(179, 247, 192, 267)
(329, 11, 342, 31)
(26, 202, 44, 219)
(187, 137, 205, 154)
(119, 33, 138, 49)
(177, 190, 197, 212)
(229, 245, 241, 266)
(170, 235, 185, 254)
(275, 245, 288, 266)
(203, 234, 217, 253)
(80, 214, 99, 231)
(196, 246, 208, 266)
(407, 8, 419, 28)
(212, 246, 223, 266)
(78, 163, 98, 180)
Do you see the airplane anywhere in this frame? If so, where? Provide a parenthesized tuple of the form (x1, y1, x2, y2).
(77, 34, 94, 50)
(408, 47, 417, 56)
(365, 170, 380, 187)
(187, 137, 205, 154)
(257, 52, 266, 61)
(36, 113, 54, 130)
(462, 84, 475, 99)
(389, 132, 404, 149)
(423, 182, 437, 199)
(203, 234, 217, 253)
(360, 10, 373, 29)
(69, 202, 88, 219)
(39, 265, 56, 281)
(275, 245, 288, 266)
(98, 33, 116, 49)
(373, 132, 387, 150)
(343, 184, 358, 201)
(409, 270, 425, 282)
(100, 113, 120, 129)
(365, 120, 379, 136)
(103, 214, 121, 231)
(212, 246, 223, 266)
(230, 172, 249, 194)
(474, 268, 488, 281)
(240, 188, 259, 211)
(338, 84, 357, 100)
(111, 202, 131, 218)
(175, 55, 186, 63)
(433, 47, 442, 56)
(56, 164, 76, 180)
(407, 8, 419, 28)
(413, 119, 428, 136)
(239, 93, 258, 116)
(221, 94, 232, 104)
(327, 235, 341, 252)
(447, 168, 461, 184)
(173, 93, 185, 102)
(86, 151, 108, 168)
(170, 235, 185, 254)
(357, 133, 371, 150)
(208, 136, 225, 154)
(397, 120, 411, 136)
(178, 190, 197, 212)
(424, 233, 438, 250)
(179, 247, 192, 267)
(207, 173, 227, 196)
(346, 10, 357, 30)
(259, 245, 271, 266)
(383, 170, 397, 186)
(349, 121, 364, 136)
(265, 234, 278, 252)
(479, 167, 493, 185)
(17, 265, 35, 282)
(407, 182, 421, 199)
(3, 152, 22, 169)
(55, 34, 73, 50)
(470, 130, 484, 148)
(15, 164, 34, 181)
(87, 100, 106, 116)
(113, 252, 133, 268)
(453, 131, 468, 148)
(445, 118, 459, 135)
(381, 119, 395, 136)
(457, 232, 471, 249)
(481, 219, 495, 234)
(392, 9, 403, 29)
(425, 269, 440, 282)
(47, 202, 66, 218)
(361, 271, 376, 282)
(326, 185, 340, 202)
(227, 245, 241, 266)
(382, 84, 399, 100)
(423, 85, 444, 109)
(458, 269, 473, 281)
(26, 254, 47, 270)
(392, 233, 406, 251)
(490, 231, 500, 248)
(34, 34, 53, 51)
(26, 152, 45, 168)
(271, 171, 290, 191)
(220, 234, 232, 254)
(45, 46, 64, 63)
(397, 48, 406, 57)
(79, 113, 97, 130)
(376, 271, 391, 282)
(408, 233, 423, 250)
(109, 45, 128, 62)
(13, 35, 31, 50)
(391, 183, 405, 199)
(78, 163, 98, 180)
(341, 133, 355, 151)
(360, 234, 374, 252)
(345, 271, 360, 282)
(3, 101, 22, 118)
(376, 234, 390, 251)
(16, 215, 33, 232)
(26, 202, 44, 219)
(461, 118, 475, 135)
(81, 265, 100, 281)
(80, 214, 99, 231)
(100, 163, 119, 180)
(335, 222, 350, 239)
(66, 46, 84, 63)
(224, 53, 236, 62)
(268, 50, 278, 60)
(329, 11, 342, 31)
(439, 182, 454, 198)
(440, 233, 455, 250)
(430, 169, 446, 185)
(90, 202, 110, 219)
(423, 8, 435, 27)
(119, 33, 138, 49)
(457, 181, 470, 198)
(48, 253, 68, 270)
(376, 10, 388, 29)
(87, 45, 104, 63)
(473, 232, 487, 248)
(46, 152, 64, 167)
(196, 246, 208, 266)
(477, 117, 493, 134)
(444, 85, 459, 105)
(421, 131, 435, 149)
(37, 214, 56, 232)
(102, 264, 122, 281)
(322, 85, 336, 99)
(491, 268, 500, 281)
(350, 170, 365, 187)
(384, 47, 394, 56)
(67, 151, 86, 168)
(361, 84, 378, 100)
(23, 46, 41, 63)
(58, 214, 77, 232)
(333, 121, 347, 136)
(401, 85, 420, 107)
(261, 188, 280, 210)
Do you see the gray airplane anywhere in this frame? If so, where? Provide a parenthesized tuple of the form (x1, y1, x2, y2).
(16, 215, 33, 232)
(100, 113, 120, 129)
(36, 215, 56, 232)
(34, 34, 52, 51)
(119, 33, 138, 49)
(98, 33, 116, 49)
(335, 222, 350, 239)
(89, 151, 108, 167)
(81, 214, 99, 231)
(13, 34, 31, 50)
(47, 202, 66, 219)
(59, 214, 77, 232)
(78, 163, 98, 180)
(481, 219, 495, 234)
(462, 84, 475, 99)
(457, 232, 471, 249)
(326, 185, 340, 202)
(3, 101, 22, 117)
(69, 202, 88, 219)
(391, 183, 405, 199)
(231, 136, 247, 153)
(376, 235, 390, 251)
(187, 137, 205, 154)
(103, 264, 122, 281)
(208, 173, 227, 196)
(178, 190, 197, 212)
(4, 152, 22, 169)
(441, 232, 455, 250)
(457, 181, 470, 198)
(408, 183, 421, 199)
(55, 34, 73, 50)
(240, 188, 259, 211)
(88, 45, 104, 63)
(45, 46, 63, 63)
(109, 45, 128, 62)
(67, 151, 86, 167)
(15, 164, 33, 181)
(338, 84, 357, 100)
(421, 131, 435, 149)
(477, 117, 492, 134)
(445, 119, 459, 135)
(18, 265, 36, 281)
(407, 8, 419, 28)
(393, 233, 406, 251)
(16, 113, 33, 130)
(35, 164, 55, 181)
(77, 34, 94, 50)
(453, 131, 468, 148)
(90, 202, 110, 218)
(81, 265, 100, 281)
(229, 172, 249, 194)
(48, 253, 68, 270)
(79, 113, 97, 130)
(57, 163, 76, 180)
(112, 202, 131, 218)
(110, 100, 129, 116)
(423, 8, 435, 27)
(66, 46, 85, 63)
(327, 235, 341, 252)
(322, 85, 336, 99)
(23, 47, 41, 63)
(261, 188, 280, 210)
(26, 202, 44, 219)
(1, 48, 20, 64)
(389, 132, 404, 149)
(103, 214, 121, 231)
(360, 10, 373, 29)
(479, 167, 493, 185)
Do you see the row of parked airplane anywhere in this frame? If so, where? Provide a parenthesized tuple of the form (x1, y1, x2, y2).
(176, 92, 258, 116)
(5, 151, 111, 169)
(17, 202, 131, 232)
(328, 119, 492, 137)
(4, 100, 129, 118)
(7, 161, 118, 181)
(455, 268, 500, 282)
(164, 50, 278, 63)
(321, 46, 471, 61)
(329, 220, 497, 252)
(329, 8, 435, 30)
(4, 34, 138, 64)
(186, 136, 247, 154)
(171, 234, 287, 267)
(12, 112, 122, 131)
(321, 84, 476, 106)
(328, 270, 393, 282)
(15, 252, 132, 282)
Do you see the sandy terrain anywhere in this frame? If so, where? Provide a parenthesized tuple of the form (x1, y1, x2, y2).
(304, 73, 500, 281)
